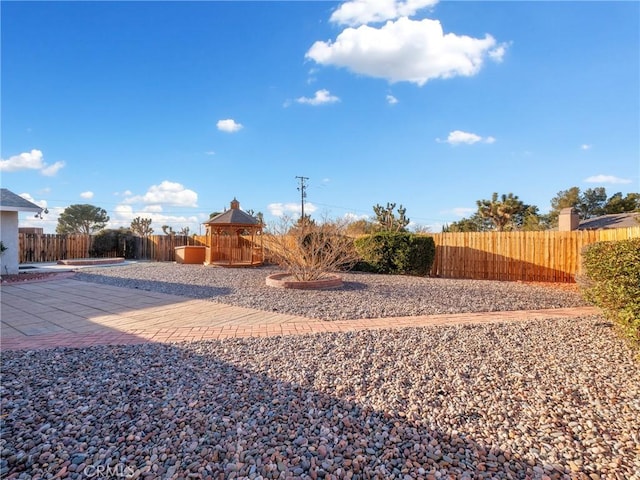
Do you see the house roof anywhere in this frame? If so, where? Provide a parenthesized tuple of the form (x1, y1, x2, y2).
(0, 188, 43, 213)
(204, 198, 259, 226)
(578, 212, 640, 230)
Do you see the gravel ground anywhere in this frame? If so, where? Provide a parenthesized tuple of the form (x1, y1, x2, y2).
(2, 316, 639, 479)
(73, 263, 587, 320)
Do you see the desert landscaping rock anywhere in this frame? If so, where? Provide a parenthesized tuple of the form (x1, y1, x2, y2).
(2, 316, 639, 479)
(74, 263, 587, 320)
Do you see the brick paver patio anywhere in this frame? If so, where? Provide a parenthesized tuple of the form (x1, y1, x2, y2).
(1, 277, 600, 352)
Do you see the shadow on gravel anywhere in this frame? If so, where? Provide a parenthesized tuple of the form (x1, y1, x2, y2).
(74, 272, 232, 298)
(3, 327, 633, 478)
(341, 281, 369, 291)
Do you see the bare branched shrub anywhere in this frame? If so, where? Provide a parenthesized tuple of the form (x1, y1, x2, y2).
(264, 216, 360, 281)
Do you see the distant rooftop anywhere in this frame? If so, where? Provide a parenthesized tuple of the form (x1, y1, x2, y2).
(578, 212, 639, 230)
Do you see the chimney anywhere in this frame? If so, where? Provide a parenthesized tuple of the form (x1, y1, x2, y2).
(559, 207, 579, 231)
(230, 198, 240, 210)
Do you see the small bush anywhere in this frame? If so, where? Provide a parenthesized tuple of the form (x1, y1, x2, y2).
(90, 229, 137, 259)
(579, 238, 640, 344)
(407, 235, 437, 276)
(264, 219, 360, 281)
(354, 232, 435, 275)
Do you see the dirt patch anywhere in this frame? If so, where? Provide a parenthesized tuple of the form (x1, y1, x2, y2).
(1, 272, 76, 284)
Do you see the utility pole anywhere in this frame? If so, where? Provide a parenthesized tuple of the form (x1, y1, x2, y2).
(296, 176, 309, 223)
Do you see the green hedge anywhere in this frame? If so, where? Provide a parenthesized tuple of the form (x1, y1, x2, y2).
(580, 238, 640, 344)
(90, 229, 137, 259)
(354, 232, 435, 276)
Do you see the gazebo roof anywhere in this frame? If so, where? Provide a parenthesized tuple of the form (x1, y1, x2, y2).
(204, 198, 260, 226)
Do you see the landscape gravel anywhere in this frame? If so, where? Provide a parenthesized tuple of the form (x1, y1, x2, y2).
(73, 263, 587, 320)
(2, 316, 639, 479)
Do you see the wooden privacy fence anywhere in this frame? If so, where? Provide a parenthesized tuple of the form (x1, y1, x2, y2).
(18, 227, 640, 283)
(429, 226, 640, 283)
(18, 234, 207, 263)
(19, 234, 95, 263)
(133, 235, 206, 262)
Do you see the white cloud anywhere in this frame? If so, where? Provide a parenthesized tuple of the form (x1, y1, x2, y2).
(80, 191, 94, 199)
(113, 190, 133, 197)
(296, 89, 340, 106)
(216, 119, 243, 133)
(143, 205, 164, 213)
(113, 204, 135, 221)
(488, 43, 508, 62)
(584, 175, 632, 185)
(386, 94, 399, 105)
(330, 0, 439, 26)
(110, 204, 202, 234)
(580, 144, 592, 150)
(123, 181, 198, 207)
(343, 212, 370, 221)
(451, 207, 475, 217)
(0, 149, 44, 171)
(41, 161, 65, 176)
(438, 130, 495, 145)
(267, 202, 318, 217)
(0, 149, 65, 176)
(204, 151, 216, 156)
(306, 16, 505, 86)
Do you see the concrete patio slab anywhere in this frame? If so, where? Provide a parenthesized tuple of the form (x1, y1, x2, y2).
(1, 276, 600, 352)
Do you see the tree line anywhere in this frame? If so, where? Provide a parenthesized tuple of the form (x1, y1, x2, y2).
(52, 186, 638, 238)
(444, 187, 639, 232)
(55, 205, 191, 237)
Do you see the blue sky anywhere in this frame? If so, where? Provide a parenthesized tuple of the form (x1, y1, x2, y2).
(2, 0, 639, 234)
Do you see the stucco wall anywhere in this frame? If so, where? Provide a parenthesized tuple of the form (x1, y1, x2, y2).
(0, 211, 20, 275)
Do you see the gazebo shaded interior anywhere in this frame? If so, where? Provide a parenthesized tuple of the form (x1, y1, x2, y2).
(203, 198, 263, 266)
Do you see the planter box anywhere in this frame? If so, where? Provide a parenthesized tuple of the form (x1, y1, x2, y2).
(266, 272, 343, 289)
(175, 246, 206, 264)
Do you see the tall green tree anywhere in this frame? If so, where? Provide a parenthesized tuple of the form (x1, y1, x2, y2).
(603, 192, 640, 214)
(372, 202, 410, 232)
(245, 209, 265, 225)
(549, 187, 638, 226)
(444, 213, 491, 232)
(130, 217, 154, 237)
(476, 193, 525, 231)
(579, 187, 607, 219)
(514, 205, 550, 231)
(344, 218, 377, 236)
(56, 204, 109, 234)
(549, 187, 581, 226)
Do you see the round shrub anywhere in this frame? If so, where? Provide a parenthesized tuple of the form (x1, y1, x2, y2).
(580, 238, 640, 344)
(354, 232, 435, 276)
(90, 229, 137, 259)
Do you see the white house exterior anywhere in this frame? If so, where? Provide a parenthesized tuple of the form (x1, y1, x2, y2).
(1, 189, 44, 275)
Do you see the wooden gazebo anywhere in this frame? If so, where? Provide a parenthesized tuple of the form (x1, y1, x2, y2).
(203, 198, 263, 266)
